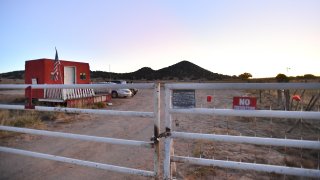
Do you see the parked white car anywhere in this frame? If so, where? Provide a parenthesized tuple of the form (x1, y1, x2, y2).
(112, 88, 132, 98)
(110, 81, 133, 98)
(111, 80, 138, 96)
(94, 82, 132, 98)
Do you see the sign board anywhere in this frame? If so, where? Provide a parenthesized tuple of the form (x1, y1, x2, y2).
(172, 90, 195, 109)
(233, 97, 257, 110)
(31, 78, 38, 84)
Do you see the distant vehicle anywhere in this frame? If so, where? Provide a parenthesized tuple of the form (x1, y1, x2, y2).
(112, 88, 132, 98)
(95, 81, 132, 98)
(111, 80, 138, 96)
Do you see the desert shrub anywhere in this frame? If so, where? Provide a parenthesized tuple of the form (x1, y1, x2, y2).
(93, 102, 106, 109)
(38, 111, 57, 121)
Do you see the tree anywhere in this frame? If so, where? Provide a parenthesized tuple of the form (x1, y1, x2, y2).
(275, 73, 289, 82)
(303, 74, 316, 79)
(239, 72, 252, 80)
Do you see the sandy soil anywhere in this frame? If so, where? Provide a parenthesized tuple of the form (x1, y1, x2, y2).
(0, 88, 319, 180)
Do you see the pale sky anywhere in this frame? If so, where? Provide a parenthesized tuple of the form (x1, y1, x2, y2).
(1, 0, 319, 78)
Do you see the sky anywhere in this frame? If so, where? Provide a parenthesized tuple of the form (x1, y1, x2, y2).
(0, 0, 319, 78)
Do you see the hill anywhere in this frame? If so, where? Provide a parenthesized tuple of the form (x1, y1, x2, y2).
(0, 70, 24, 79)
(156, 60, 229, 80)
(91, 60, 231, 80)
(0, 61, 231, 80)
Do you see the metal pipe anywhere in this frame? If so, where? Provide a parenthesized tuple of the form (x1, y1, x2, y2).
(0, 146, 155, 177)
(172, 155, 320, 178)
(165, 83, 320, 90)
(0, 104, 154, 118)
(171, 131, 320, 150)
(0, 126, 153, 148)
(2, 83, 319, 90)
(0, 83, 154, 89)
(164, 138, 173, 180)
(170, 108, 320, 120)
(164, 88, 172, 129)
(163, 87, 172, 180)
(0, 104, 24, 110)
(153, 83, 161, 180)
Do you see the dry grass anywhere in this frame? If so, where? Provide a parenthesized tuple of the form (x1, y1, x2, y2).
(0, 110, 44, 138)
(0, 110, 71, 138)
(1, 110, 43, 127)
(0, 78, 24, 84)
(249, 89, 320, 111)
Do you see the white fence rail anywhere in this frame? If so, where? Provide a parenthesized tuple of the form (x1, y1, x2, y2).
(171, 132, 320, 150)
(0, 83, 160, 179)
(171, 108, 320, 119)
(0, 83, 154, 89)
(172, 156, 320, 178)
(0, 126, 153, 148)
(0, 146, 155, 177)
(164, 83, 320, 179)
(0, 104, 154, 118)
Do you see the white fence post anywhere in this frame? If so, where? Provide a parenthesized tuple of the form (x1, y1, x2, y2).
(153, 83, 161, 180)
(164, 86, 173, 180)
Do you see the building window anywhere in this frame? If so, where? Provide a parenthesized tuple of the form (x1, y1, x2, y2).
(80, 73, 86, 80)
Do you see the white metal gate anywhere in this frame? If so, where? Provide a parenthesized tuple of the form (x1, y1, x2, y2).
(163, 83, 320, 179)
(0, 83, 160, 179)
(1, 82, 320, 179)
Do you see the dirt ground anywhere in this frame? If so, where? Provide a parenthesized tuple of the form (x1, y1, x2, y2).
(0, 87, 319, 180)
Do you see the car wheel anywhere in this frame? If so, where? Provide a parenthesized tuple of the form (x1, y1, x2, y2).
(111, 91, 118, 98)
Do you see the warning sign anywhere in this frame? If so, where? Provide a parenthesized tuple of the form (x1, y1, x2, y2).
(172, 90, 196, 109)
(233, 97, 257, 110)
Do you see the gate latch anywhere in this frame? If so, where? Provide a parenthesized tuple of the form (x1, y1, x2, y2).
(150, 128, 171, 142)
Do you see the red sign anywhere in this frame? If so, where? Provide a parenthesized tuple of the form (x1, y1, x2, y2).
(233, 97, 257, 110)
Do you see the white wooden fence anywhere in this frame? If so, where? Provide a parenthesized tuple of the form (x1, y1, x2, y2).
(163, 83, 320, 179)
(0, 83, 160, 179)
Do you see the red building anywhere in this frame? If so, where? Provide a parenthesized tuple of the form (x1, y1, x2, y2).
(25, 58, 91, 85)
(25, 58, 110, 107)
